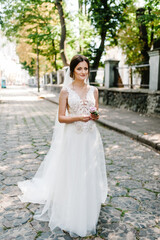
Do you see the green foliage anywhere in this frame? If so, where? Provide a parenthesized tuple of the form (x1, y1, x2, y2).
(76, 12, 96, 60)
(0, 0, 71, 74)
(21, 59, 36, 76)
(86, 0, 133, 69)
(88, 0, 132, 43)
(2, 0, 159, 78)
(118, 0, 160, 65)
(0, 0, 134, 75)
(118, 5, 144, 65)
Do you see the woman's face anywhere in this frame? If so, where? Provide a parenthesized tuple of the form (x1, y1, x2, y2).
(73, 61, 88, 81)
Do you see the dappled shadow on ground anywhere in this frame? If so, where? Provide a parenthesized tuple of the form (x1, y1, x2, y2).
(0, 87, 159, 240)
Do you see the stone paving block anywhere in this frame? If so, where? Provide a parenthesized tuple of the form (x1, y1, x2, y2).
(20, 148, 37, 154)
(107, 231, 136, 240)
(30, 219, 50, 232)
(36, 149, 48, 155)
(99, 222, 137, 240)
(139, 226, 160, 240)
(3, 152, 20, 159)
(0, 151, 6, 159)
(111, 197, 140, 211)
(99, 206, 121, 223)
(1, 197, 25, 212)
(52, 227, 66, 236)
(132, 173, 156, 181)
(122, 210, 157, 228)
(2, 176, 24, 186)
(2, 168, 25, 177)
(36, 231, 52, 240)
(106, 164, 121, 172)
(0, 174, 5, 181)
(119, 179, 142, 189)
(3, 209, 32, 228)
(21, 164, 39, 171)
(63, 236, 73, 240)
(24, 171, 36, 179)
(144, 181, 160, 192)
(17, 144, 34, 150)
(1, 185, 21, 197)
(141, 199, 160, 215)
(0, 222, 37, 240)
(109, 171, 131, 180)
(129, 188, 156, 201)
(0, 184, 4, 192)
(108, 187, 127, 198)
(20, 153, 38, 159)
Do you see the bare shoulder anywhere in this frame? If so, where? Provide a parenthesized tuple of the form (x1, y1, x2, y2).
(59, 87, 69, 102)
(93, 86, 98, 92)
(60, 87, 68, 96)
(91, 86, 98, 95)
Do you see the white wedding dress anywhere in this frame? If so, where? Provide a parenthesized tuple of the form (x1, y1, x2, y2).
(18, 85, 108, 237)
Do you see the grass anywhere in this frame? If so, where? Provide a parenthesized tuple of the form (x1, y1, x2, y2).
(35, 231, 43, 239)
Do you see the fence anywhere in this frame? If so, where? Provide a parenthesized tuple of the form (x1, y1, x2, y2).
(89, 68, 104, 86)
(55, 67, 104, 86)
(116, 64, 150, 89)
(43, 64, 149, 89)
(89, 64, 149, 89)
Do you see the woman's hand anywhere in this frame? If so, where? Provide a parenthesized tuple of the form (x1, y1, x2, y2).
(79, 115, 91, 122)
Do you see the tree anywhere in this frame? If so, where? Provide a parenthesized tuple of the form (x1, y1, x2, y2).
(55, 0, 69, 66)
(18, 1, 60, 91)
(76, 12, 96, 57)
(0, 0, 70, 66)
(118, 0, 160, 87)
(85, 0, 132, 82)
(0, 1, 57, 80)
(0, 0, 72, 91)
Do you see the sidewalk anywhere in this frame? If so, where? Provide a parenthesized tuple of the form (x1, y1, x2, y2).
(30, 87, 160, 151)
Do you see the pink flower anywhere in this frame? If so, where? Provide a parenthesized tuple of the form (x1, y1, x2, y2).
(90, 107, 99, 116)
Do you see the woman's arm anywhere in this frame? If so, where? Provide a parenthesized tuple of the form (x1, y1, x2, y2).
(94, 87, 99, 110)
(91, 87, 99, 120)
(58, 88, 91, 123)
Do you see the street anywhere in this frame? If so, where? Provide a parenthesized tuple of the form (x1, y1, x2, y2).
(0, 87, 159, 240)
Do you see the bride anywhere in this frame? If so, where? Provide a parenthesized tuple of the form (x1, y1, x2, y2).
(18, 55, 108, 237)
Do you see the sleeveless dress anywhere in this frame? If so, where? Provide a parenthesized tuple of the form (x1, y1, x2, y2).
(18, 85, 108, 237)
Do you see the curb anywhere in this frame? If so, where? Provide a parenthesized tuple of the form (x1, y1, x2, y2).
(31, 90, 160, 152)
(98, 119, 160, 152)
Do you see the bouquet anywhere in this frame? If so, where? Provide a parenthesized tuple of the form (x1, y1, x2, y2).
(90, 107, 99, 116)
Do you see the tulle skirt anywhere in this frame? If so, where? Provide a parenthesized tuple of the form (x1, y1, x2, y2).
(18, 122, 108, 237)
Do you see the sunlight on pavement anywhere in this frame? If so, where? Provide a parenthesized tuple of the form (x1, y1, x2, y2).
(1, 95, 41, 102)
(0, 86, 41, 102)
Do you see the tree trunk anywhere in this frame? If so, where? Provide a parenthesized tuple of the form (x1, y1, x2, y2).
(55, 0, 69, 66)
(79, 0, 82, 13)
(36, 43, 40, 92)
(36, 27, 40, 92)
(148, 7, 154, 49)
(90, 30, 106, 83)
(52, 39, 57, 71)
(136, 8, 150, 88)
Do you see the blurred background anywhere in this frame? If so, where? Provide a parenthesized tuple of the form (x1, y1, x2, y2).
(0, 0, 160, 89)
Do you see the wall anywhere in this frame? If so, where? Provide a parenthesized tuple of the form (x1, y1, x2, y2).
(43, 85, 160, 115)
(98, 88, 160, 114)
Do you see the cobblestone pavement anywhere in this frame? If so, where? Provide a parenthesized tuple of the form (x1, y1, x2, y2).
(0, 86, 160, 240)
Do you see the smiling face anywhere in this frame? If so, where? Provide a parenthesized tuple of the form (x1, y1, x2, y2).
(73, 61, 89, 81)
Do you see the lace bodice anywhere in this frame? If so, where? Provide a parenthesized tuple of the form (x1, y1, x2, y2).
(64, 86, 96, 133)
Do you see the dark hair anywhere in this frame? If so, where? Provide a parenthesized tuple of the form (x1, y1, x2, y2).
(70, 55, 90, 78)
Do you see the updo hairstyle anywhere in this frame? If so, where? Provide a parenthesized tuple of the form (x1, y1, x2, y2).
(70, 55, 90, 78)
